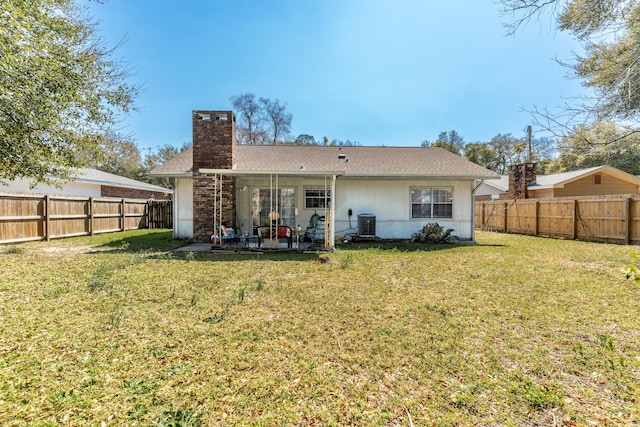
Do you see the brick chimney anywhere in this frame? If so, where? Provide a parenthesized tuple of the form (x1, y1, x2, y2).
(508, 163, 537, 199)
(192, 111, 236, 242)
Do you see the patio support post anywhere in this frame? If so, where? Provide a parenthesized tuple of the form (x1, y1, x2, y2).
(219, 174, 223, 241)
(471, 179, 483, 242)
(269, 174, 274, 246)
(329, 174, 336, 249)
(213, 173, 218, 242)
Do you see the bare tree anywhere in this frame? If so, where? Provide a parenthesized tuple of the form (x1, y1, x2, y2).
(230, 93, 293, 144)
(259, 97, 293, 144)
(229, 93, 266, 144)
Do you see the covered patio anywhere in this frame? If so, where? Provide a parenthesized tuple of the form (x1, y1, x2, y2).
(199, 167, 344, 251)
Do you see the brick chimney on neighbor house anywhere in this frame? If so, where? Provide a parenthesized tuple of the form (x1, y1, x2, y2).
(508, 162, 537, 199)
(192, 110, 236, 242)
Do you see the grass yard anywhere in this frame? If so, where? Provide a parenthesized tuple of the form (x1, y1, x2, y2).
(0, 230, 638, 426)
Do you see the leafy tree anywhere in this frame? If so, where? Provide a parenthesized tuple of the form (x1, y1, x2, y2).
(144, 142, 191, 187)
(547, 121, 640, 174)
(143, 142, 191, 173)
(329, 139, 361, 146)
(463, 134, 556, 174)
(500, 0, 640, 139)
(464, 142, 501, 171)
(421, 130, 465, 155)
(489, 133, 530, 174)
(88, 133, 145, 180)
(0, 0, 138, 183)
(294, 134, 317, 145)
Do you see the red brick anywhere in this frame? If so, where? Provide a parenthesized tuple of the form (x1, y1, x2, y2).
(192, 111, 237, 241)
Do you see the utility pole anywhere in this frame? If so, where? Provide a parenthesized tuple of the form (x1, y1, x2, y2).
(527, 125, 532, 162)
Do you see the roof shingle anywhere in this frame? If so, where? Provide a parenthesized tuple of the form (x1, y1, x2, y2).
(151, 145, 498, 179)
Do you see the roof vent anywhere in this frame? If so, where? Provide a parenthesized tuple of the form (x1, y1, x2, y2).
(338, 153, 346, 159)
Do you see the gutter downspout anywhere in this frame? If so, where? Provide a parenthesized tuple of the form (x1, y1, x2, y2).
(471, 179, 484, 242)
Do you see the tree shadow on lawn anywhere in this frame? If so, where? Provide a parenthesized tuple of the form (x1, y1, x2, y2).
(85, 230, 190, 254)
(84, 232, 506, 262)
(336, 240, 507, 252)
(199, 240, 508, 261)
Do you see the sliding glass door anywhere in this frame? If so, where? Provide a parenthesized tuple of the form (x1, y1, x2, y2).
(251, 188, 296, 228)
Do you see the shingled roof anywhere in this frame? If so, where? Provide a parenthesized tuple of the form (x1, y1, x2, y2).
(151, 145, 498, 179)
(69, 168, 173, 193)
(530, 165, 640, 189)
(483, 165, 640, 191)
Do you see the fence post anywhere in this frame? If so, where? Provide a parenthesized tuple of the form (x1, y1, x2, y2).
(45, 195, 50, 242)
(145, 201, 150, 229)
(89, 197, 94, 236)
(531, 200, 536, 236)
(625, 197, 632, 245)
(572, 199, 577, 240)
(121, 198, 126, 232)
(503, 202, 508, 233)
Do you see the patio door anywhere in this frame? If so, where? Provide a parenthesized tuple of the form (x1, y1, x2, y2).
(251, 188, 296, 228)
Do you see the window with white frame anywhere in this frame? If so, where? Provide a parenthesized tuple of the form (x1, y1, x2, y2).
(410, 187, 453, 219)
(305, 187, 331, 209)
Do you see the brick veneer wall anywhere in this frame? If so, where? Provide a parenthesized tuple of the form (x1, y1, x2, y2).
(101, 186, 166, 200)
(192, 111, 236, 242)
(508, 163, 537, 199)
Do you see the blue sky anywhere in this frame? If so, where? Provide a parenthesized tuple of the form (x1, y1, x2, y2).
(86, 0, 582, 152)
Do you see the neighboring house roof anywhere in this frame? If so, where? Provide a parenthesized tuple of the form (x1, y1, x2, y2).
(530, 165, 640, 189)
(481, 175, 509, 192)
(482, 165, 640, 192)
(151, 146, 499, 179)
(61, 168, 173, 194)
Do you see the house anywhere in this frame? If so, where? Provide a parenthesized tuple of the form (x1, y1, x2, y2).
(475, 175, 509, 200)
(150, 110, 499, 246)
(475, 164, 640, 200)
(0, 168, 172, 200)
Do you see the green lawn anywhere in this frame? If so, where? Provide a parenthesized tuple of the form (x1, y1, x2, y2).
(0, 230, 638, 426)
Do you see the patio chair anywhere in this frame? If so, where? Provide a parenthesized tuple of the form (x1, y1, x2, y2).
(211, 223, 238, 245)
(309, 216, 326, 244)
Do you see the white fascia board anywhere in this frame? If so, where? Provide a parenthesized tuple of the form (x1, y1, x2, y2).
(73, 178, 173, 193)
(198, 168, 345, 177)
(149, 172, 193, 178)
(338, 174, 497, 180)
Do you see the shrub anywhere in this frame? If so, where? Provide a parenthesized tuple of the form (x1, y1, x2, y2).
(410, 222, 455, 243)
(625, 251, 640, 284)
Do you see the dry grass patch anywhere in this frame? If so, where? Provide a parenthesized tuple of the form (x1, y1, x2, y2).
(0, 230, 638, 426)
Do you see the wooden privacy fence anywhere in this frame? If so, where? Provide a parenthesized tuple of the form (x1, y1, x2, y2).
(0, 194, 173, 245)
(475, 195, 640, 245)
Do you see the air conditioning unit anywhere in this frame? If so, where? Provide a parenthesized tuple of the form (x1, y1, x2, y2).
(358, 213, 376, 237)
